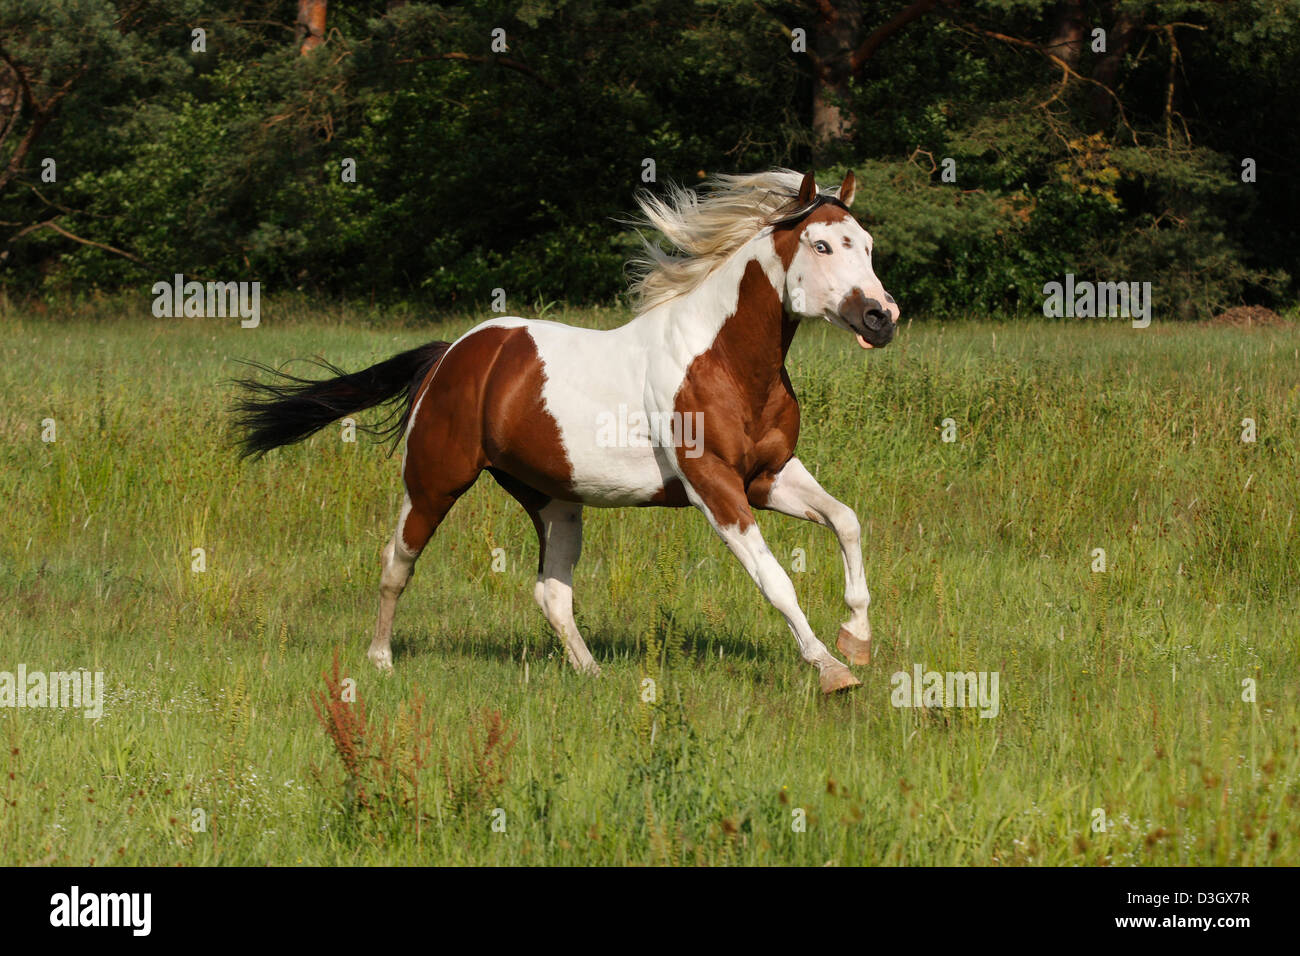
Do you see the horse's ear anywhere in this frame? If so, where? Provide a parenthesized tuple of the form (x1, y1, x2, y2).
(838, 170, 856, 207)
(797, 170, 818, 207)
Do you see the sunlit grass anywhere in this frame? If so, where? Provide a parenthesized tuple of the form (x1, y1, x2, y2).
(1, 297, 1297, 864)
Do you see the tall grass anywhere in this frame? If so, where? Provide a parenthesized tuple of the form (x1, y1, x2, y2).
(1, 297, 1297, 864)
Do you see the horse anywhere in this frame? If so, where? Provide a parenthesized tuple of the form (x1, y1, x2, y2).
(234, 169, 899, 693)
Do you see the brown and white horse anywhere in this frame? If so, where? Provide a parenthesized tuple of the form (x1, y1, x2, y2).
(235, 169, 898, 693)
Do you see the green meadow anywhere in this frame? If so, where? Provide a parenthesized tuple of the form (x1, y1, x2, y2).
(1, 298, 1297, 865)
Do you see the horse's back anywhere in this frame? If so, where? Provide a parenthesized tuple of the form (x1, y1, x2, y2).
(415, 317, 674, 507)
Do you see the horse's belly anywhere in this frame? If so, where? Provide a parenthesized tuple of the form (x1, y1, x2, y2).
(543, 375, 676, 505)
(561, 437, 673, 507)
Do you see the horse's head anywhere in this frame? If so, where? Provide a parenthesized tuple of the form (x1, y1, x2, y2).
(775, 170, 899, 350)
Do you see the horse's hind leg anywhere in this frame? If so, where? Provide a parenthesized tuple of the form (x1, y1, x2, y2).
(488, 471, 597, 674)
(369, 476, 475, 671)
(532, 500, 598, 674)
(369, 495, 421, 671)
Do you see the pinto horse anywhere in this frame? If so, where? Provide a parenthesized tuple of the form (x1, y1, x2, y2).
(234, 169, 899, 693)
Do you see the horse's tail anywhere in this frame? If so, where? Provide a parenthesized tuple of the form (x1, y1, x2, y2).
(233, 341, 451, 458)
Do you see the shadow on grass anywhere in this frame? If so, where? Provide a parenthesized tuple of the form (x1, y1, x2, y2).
(386, 621, 781, 669)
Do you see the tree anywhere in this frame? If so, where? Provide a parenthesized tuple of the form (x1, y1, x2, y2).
(297, 0, 327, 55)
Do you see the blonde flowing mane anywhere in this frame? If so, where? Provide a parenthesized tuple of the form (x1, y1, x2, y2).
(627, 168, 837, 312)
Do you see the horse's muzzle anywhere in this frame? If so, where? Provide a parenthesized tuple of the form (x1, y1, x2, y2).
(839, 290, 896, 349)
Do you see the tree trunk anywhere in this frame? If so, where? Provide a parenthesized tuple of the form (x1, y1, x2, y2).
(1090, 12, 1141, 122)
(810, 1, 863, 147)
(805, 1, 948, 155)
(297, 0, 327, 55)
(1046, 0, 1086, 69)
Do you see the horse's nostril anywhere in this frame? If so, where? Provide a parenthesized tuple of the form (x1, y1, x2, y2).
(866, 309, 889, 327)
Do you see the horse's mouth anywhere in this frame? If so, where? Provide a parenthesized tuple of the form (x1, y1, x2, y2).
(849, 316, 895, 350)
(835, 291, 896, 349)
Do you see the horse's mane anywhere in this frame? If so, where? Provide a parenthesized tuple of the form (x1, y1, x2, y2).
(626, 168, 842, 313)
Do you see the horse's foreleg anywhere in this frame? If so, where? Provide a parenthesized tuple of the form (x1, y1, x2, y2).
(755, 457, 873, 666)
(684, 465, 858, 694)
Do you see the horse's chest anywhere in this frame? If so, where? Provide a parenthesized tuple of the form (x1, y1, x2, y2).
(736, 377, 800, 478)
(674, 355, 800, 478)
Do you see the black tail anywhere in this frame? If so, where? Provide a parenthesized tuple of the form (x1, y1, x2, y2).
(232, 341, 451, 458)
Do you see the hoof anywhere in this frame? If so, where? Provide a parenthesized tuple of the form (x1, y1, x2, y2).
(836, 627, 872, 666)
(819, 662, 861, 695)
(368, 648, 393, 673)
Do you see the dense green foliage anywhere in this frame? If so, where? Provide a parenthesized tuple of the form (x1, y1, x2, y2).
(1, 1, 1297, 315)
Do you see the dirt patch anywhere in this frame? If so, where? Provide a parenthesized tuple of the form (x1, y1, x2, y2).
(1207, 305, 1292, 328)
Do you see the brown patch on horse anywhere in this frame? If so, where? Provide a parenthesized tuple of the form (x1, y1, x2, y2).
(644, 477, 690, 507)
(479, 328, 578, 501)
(771, 201, 853, 272)
(400, 325, 576, 552)
(673, 258, 801, 528)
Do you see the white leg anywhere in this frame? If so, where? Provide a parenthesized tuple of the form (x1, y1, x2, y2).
(370, 497, 417, 672)
(686, 483, 858, 694)
(760, 457, 873, 664)
(532, 500, 599, 674)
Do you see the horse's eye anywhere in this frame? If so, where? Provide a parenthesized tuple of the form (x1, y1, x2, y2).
(812, 240, 832, 255)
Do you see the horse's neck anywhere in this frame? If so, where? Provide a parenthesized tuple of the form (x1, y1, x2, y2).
(694, 236, 798, 391)
(639, 233, 797, 386)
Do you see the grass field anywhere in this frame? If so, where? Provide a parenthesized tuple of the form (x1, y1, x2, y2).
(2, 297, 1298, 865)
